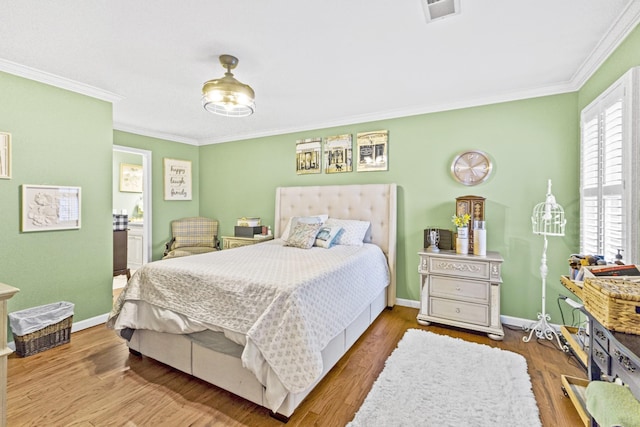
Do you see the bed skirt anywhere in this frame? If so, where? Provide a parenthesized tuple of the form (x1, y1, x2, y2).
(127, 286, 388, 418)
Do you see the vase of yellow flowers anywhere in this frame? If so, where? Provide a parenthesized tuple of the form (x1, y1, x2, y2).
(452, 213, 471, 254)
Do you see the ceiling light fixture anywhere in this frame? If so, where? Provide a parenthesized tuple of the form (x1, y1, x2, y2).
(202, 54, 255, 117)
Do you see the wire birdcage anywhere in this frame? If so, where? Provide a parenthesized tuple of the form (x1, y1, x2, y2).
(531, 180, 566, 236)
(523, 179, 568, 351)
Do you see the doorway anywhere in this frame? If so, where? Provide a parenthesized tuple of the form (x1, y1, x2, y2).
(113, 145, 152, 290)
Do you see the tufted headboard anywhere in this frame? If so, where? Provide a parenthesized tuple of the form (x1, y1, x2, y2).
(274, 183, 397, 306)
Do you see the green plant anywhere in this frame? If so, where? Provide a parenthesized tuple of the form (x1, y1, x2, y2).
(451, 213, 471, 228)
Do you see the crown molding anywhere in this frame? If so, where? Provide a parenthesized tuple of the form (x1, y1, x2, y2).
(113, 122, 200, 146)
(570, 1, 640, 87)
(199, 82, 576, 145)
(0, 58, 123, 103)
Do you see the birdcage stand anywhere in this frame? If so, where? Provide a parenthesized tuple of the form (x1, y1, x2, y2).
(523, 234, 568, 351)
(523, 179, 569, 352)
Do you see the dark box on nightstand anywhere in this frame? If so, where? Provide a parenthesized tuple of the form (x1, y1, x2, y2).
(234, 226, 263, 238)
(423, 228, 453, 250)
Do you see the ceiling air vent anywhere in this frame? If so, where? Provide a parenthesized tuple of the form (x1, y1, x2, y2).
(421, 0, 460, 23)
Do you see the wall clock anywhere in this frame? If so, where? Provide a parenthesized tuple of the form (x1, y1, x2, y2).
(450, 150, 493, 186)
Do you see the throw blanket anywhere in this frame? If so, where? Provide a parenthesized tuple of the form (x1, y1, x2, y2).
(107, 239, 389, 410)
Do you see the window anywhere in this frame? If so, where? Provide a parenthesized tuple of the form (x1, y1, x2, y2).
(580, 67, 639, 264)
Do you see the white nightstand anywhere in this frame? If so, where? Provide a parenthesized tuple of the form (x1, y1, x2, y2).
(417, 250, 504, 340)
(222, 235, 273, 250)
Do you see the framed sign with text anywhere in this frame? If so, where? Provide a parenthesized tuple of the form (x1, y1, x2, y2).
(163, 158, 192, 201)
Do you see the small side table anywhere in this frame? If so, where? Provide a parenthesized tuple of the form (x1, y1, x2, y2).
(222, 235, 274, 250)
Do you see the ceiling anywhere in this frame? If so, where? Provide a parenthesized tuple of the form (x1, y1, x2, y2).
(1, 0, 639, 146)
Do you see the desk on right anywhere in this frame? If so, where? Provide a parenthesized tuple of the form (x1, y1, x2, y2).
(560, 276, 640, 426)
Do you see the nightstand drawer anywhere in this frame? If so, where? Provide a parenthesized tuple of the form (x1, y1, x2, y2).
(429, 297, 489, 326)
(427, 256, 491, 280)
(224, 239, 253, 249)
(429, 276, 489, 304)
(222, 235, 273, 250)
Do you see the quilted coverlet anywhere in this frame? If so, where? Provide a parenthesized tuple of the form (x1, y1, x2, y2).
(107, 239, 389, 409)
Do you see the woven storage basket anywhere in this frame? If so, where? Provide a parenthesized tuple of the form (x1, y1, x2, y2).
(13, 315, 73, 357)
(583, 277, 640, 335)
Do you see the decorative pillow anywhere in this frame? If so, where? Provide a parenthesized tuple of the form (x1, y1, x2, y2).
(314, 226, 343, 249)
(284, 222, 322, 249)
(324, 218, 371, 246)
(281, 214, 328, 242)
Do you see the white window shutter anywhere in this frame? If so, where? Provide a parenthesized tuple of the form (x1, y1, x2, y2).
(580, 67, 639, 264)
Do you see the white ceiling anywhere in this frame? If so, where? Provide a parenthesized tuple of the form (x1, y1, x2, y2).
(1, 0, 639, 145)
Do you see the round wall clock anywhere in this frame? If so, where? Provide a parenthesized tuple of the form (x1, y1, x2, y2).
(450, 150, 493, 186)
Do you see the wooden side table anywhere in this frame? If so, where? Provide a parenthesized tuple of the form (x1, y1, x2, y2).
(1, 282, 19, 427)
(417, 250, 504, 340)
(222, 235, 274, 250)
(113, 230, 130, 280)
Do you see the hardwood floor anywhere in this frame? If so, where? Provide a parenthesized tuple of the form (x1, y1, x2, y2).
(7, 306, 586, 426)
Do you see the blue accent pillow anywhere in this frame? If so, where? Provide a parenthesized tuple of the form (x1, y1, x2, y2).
(314, 226, 343, 248)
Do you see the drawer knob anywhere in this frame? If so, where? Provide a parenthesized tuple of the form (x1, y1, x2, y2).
(456, 308, 461, 313)
(614, 349, 636, 373)
(456, 287, 461, 291)
(594, 348, 607, 364)
(595, 330, 606, 342)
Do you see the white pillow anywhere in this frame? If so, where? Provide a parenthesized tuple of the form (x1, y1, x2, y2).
(314, 226, 343, 249)
(324, 218, 371, 246)
(281, 214, 328, 242)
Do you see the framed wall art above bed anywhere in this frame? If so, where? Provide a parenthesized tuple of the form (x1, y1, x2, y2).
(356, 130, 388, 172)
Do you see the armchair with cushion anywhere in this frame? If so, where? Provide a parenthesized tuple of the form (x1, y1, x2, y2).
(163, 217, 220, 259)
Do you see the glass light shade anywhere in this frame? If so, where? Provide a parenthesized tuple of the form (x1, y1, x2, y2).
(202, 72, 255, 117)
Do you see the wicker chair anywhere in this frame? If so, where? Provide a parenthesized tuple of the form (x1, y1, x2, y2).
(163, 217, 219, 259)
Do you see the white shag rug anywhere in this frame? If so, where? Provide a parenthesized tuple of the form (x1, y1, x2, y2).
(347, 329, 541, 427)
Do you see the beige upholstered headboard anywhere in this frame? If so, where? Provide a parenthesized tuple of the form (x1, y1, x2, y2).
(274, 184, 397, 306)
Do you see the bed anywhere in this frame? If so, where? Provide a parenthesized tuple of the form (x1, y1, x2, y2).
(107, 183, 397, 420)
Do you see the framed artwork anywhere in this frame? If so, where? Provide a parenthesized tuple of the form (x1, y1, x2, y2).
(296, 137, 322, 175)
(164, 158, 192, 200)
(21, 185, 81, 232)
(119, 163, 143, 193)
(324, 134, 352, 174)
(0, 132, 11, 179)
(356, 130, 389, 172)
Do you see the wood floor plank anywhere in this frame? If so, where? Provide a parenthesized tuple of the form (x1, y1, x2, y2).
(7, 306, 586, 426)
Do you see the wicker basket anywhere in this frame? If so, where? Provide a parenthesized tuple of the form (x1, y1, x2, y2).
(583, 277, 640, 335)
(13, 315, 73, 357)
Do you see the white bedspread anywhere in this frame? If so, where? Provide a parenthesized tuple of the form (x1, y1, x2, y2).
(107, 239, 389, 409)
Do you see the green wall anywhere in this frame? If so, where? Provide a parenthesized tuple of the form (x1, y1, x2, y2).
(0, 71, 113, 326)
(579, 23, 640, 110)
(1, 21, 638, 339)
(199, 22, 640, 322)
(199, 94, 580, 321)
(113, 131, 200, 261)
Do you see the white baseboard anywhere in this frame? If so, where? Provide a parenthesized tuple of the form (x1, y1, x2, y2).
(394, 299, 562, 331)
(71, 313, 110, 332)
(395, 298, 420, 309)
(7, 306, 560, 351)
